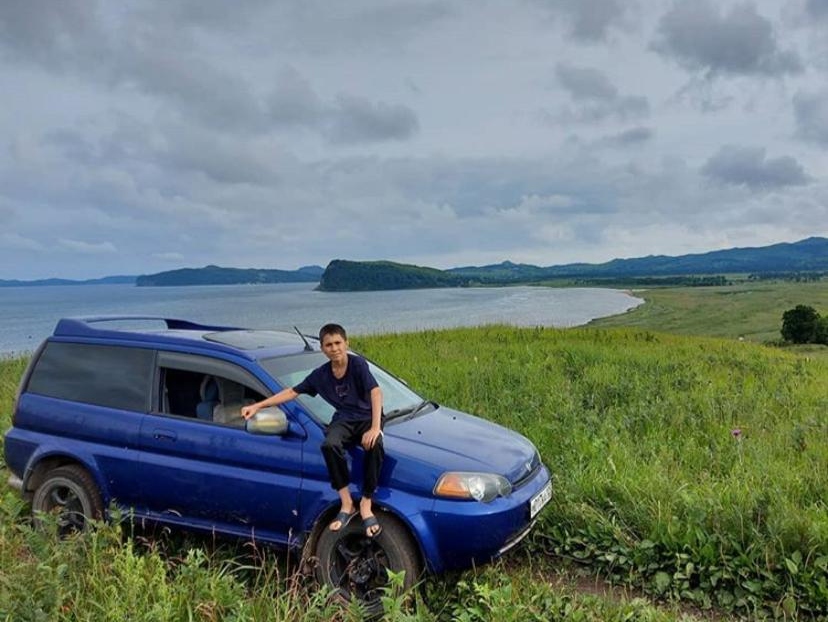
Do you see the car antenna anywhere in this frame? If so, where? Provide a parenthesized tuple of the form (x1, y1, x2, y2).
(293, 326, 314, 351)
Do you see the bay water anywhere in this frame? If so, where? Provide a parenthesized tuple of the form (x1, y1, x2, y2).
(0, 282, 641, 355)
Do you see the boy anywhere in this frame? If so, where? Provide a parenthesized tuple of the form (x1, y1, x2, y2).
(241, 324, 384, 537)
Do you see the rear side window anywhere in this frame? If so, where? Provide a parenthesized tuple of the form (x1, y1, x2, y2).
(27, 342, 154, 412)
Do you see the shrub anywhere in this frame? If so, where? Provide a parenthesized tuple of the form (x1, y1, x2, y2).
(781, 305, 821, 343)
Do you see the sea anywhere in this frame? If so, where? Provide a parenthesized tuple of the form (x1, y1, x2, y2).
(0, 282, 642, 356)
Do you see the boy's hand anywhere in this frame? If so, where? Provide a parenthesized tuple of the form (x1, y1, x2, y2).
(362, 427, 382, 449)
(241, 404, 260, 420)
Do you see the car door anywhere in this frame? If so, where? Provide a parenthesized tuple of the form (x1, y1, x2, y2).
(136, 351, 306, 545)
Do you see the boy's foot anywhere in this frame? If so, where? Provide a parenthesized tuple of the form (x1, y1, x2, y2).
(329, 509, 356, 531)
(362, 515, 382, 538)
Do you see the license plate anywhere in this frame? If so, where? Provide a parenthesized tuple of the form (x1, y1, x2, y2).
(530, 480, 552, 519)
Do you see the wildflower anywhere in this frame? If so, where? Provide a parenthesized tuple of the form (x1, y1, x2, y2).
(731, 428, 742, 439)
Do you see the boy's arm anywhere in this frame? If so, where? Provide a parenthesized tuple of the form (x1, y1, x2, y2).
(362, 386, 383, 449)
(241, 387, 299, 420)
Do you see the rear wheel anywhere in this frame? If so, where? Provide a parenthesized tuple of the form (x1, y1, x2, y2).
(314, 511, 421, 610)
(31, 465, 103, 536)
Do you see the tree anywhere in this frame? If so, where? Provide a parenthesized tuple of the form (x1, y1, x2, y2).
(781, 305, 821, 343)
(815, 316, 828, 345)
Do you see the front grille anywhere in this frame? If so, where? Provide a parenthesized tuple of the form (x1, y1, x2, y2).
(511, 450, 542, 489)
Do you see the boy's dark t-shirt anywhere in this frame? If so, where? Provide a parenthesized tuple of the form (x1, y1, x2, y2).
(292, 353, 379, 423)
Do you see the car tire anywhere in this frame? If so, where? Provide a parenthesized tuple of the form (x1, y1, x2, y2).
(31, 465, 104, 536)
(314, 510, 421, 609)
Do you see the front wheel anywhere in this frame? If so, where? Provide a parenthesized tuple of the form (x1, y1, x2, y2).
(314, 511, 421, 608)
(31, 465, 104, 536)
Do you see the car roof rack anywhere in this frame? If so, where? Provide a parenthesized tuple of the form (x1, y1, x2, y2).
(50, 316, 315, 358)
(53, 315, 241, 338)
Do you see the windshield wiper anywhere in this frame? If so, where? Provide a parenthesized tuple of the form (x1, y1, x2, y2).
(409, 400, 434, 416)
(384, 406, 414, 420)
(385, 400, 434, 421)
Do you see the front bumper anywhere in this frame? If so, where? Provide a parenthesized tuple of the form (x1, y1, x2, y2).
(413, 464, 551, 573)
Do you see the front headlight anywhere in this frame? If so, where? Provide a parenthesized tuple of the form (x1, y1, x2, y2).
(433, 472, 512, 503)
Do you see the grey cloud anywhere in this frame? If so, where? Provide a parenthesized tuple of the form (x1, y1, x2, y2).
(805, 0, 828, 20)
(43, 119, 155, 170)
(0, 3, 417, 144)
(156, 131, 278, 187)
(533, 0, 631, 42)
(653, 1, 802, 77)
(117, 47, 268, 133)
(0, 2, 269, 133)
(793, 90, 828, 144)
(58, 239, 118, 255)
(268, 67, 324, 127)
(135, 0, 273, 33)
(0, 0, 101, 67)
(553, 63, 649, 123)
(555, 64, 617, 100)
(604, 126, 654, 146)
(112, 1, 452, 53)
(351, 1, 452, 42)
(0, 233, 44, 252)
(266, 67, 420, 144)
(701, 145, 810, 189)
(559, 96, 649, 123)
(246, 0, 451, 55)
(371, 153, 625, 220)
(44, 131, 99, 166)
(42, 124, 255, 187)
(324, 96, 419, 144)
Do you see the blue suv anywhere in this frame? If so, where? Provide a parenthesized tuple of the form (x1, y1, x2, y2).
(4, 316, 552, 602)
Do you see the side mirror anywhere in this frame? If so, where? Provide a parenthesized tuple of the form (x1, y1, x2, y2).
(245, 407, 289, 435)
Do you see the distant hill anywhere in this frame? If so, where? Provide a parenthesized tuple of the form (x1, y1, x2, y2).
(0, 275, 136, 287)
(449, 237, 828, 282)
(5, 237, 826, 290)
(136, 264, 324, 287)
(319, 237, 828, 291)
(318, 260, 464, 291)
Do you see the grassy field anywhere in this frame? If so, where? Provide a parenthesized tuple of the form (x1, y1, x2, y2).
(2, 280, 827, 619)
(589, 279, 828, 346)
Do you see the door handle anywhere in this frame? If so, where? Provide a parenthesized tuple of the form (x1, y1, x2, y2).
(153, 429, 177, 441)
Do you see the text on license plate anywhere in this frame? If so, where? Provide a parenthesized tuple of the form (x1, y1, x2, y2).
(530, 480, 552, 519)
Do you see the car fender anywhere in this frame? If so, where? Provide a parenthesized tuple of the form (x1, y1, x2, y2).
(300, 493, 438, 574)
(18, 437, 121, 507)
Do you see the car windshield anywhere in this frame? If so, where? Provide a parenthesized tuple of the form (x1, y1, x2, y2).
(260, 352, 428, 425)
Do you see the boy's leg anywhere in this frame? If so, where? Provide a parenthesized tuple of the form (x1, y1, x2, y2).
(321, 419, 355, 491)
(359, 425, 384, 537)
(321, 419, 359, 530)
(361, 431, 384, 498)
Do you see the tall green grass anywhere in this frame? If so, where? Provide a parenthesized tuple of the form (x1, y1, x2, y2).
(0, 495, 696, 621)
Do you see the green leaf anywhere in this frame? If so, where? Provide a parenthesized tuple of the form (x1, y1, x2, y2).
(654, 571, 671, 593)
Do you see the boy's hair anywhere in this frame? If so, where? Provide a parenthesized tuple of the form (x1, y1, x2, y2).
(319, 323, 347, 342)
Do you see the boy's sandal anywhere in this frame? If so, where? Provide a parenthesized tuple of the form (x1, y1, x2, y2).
(362, 515, 382, 538)
(329, 510, 357, 531)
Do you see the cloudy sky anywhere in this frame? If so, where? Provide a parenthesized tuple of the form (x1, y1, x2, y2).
(1, 0, 827, 280)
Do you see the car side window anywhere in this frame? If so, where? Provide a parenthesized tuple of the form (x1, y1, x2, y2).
(155, 352, 267, 428)
(26, 342, 153, 412)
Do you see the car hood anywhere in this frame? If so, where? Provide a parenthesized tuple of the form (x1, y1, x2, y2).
(383, 405, 539, 489)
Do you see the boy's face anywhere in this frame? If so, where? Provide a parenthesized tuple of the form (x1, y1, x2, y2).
(321, 333, 348, 365)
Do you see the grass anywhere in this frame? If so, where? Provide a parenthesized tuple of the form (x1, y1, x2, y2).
(589, 279, 828, 347)
(2, 300, 827, 618)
